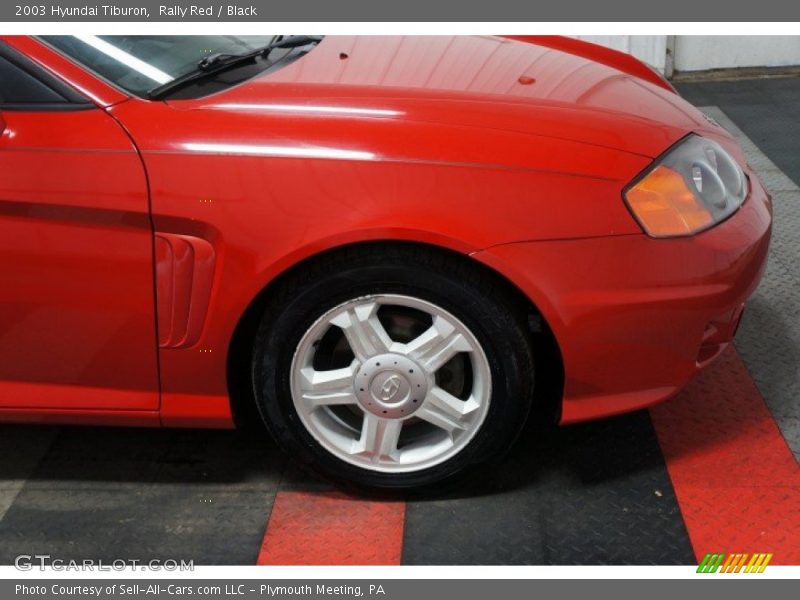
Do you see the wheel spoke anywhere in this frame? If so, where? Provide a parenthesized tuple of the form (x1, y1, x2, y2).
(354, 414, 403, 462)
(329, 301, 393, 362)
(298, 365, 358, 408)
(405, 315, 472, 374)
(416, 387, 478, 434)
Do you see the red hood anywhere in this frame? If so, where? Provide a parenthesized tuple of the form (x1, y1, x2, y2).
(176, 35, 722, 159)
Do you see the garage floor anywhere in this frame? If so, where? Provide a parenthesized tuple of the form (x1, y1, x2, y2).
(1, 76, 799, 566)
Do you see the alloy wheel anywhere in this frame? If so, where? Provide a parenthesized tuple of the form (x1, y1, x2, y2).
(290, 294, 492, 473)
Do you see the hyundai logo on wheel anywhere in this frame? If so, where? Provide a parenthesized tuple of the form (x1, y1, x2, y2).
(380, 375, 403, 402)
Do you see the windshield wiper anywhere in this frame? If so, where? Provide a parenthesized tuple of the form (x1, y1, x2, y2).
(147, 36, 323, 100)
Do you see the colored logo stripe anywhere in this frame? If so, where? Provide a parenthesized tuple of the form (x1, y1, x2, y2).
(748, 553, 773, 573)
(697, 553, 773, 573)
(697, 553, 723, 573)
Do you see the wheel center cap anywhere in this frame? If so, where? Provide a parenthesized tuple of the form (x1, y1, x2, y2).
(372, 372, 408, 405)
(355, 353, 428, 418)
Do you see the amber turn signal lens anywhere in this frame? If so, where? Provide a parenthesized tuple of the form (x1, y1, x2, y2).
(625, 165, 714, 237)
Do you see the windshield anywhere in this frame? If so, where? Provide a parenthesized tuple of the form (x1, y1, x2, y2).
(40, 35, 279, 97)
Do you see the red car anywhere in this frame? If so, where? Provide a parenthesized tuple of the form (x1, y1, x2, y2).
(0, 35, 771, 489)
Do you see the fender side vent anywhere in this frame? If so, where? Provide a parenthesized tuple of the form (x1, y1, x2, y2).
(155, 233, 216, 349)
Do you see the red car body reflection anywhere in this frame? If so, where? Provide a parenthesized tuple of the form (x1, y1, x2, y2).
(0, 35, 771, 430)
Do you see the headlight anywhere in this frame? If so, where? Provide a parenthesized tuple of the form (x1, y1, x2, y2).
(624, 134, 748, 238)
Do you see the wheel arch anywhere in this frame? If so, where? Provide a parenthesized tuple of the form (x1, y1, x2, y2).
(226, 239, 565, 430)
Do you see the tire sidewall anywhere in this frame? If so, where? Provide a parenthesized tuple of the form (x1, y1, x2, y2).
(254, 260, 534, 490)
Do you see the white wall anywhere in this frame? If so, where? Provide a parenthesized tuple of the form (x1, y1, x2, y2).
(673, 36, 800, 72)
(575, 35, 800, 75)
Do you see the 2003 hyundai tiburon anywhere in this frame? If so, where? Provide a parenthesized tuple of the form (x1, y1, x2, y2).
(0, 35, 771, 489)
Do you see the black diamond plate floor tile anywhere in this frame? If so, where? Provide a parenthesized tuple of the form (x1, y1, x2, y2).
(0, 427, 285, 565)
(403, 412, 694, 565)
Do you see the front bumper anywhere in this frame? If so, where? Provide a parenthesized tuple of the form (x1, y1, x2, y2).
(474, 171, 772, 424)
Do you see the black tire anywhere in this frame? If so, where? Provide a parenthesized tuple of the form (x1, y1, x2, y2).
(252, 244, 536, 492)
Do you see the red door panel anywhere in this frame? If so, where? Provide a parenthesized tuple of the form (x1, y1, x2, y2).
(0, 108, 158, 410)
